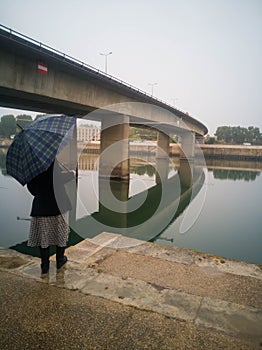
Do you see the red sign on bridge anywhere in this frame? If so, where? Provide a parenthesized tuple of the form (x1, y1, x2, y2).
(37, 62, 48, 74)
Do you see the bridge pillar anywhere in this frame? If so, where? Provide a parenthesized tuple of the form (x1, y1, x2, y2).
(180, 131, 195, 160)
(99, 115, 130, 180)
(156, 131, 170, 184)
(179, 131, 195, 188)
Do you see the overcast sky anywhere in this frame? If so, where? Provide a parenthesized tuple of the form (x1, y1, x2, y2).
(0, 0, 261, 135)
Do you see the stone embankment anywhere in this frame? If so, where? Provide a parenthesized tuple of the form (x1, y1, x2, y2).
(170, 143, 262, 161)
(80, 141, 262, 161)
(4, 137, 262, 161)
(199, 144, 262, 161)
(0, 232, 261, 349)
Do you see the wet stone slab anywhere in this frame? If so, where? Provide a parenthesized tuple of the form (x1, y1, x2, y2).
(0, 256, 29, 269)
(0, 247, 33, 269)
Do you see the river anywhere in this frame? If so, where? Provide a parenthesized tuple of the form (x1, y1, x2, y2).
(0, 149, 261, 264)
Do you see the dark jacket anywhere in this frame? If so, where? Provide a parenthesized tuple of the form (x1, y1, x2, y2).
(27, 162, 75, 217)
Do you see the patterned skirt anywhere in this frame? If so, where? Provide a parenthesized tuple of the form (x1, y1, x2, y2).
(28, 212, 70, 248)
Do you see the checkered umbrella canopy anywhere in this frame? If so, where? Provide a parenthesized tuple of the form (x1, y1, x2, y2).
(6, 115, 76, 185)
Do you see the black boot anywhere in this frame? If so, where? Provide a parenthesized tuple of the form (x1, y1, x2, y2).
(56, 246, 67, 269)
(39, 247, 50, 274)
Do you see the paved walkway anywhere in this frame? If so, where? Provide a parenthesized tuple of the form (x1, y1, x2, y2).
(0, 232, 261, 349)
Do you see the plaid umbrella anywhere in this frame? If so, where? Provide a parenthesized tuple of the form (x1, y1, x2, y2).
(6, 114, 76, 185)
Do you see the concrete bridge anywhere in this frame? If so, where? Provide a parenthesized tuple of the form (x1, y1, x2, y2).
(0, 24, 208, 180)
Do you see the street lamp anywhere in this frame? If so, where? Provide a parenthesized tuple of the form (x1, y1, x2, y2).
(148, 82, 157, 96)
(100, 51, 112, 74)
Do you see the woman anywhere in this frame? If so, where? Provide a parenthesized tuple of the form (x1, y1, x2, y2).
(27, 161, 75, 274)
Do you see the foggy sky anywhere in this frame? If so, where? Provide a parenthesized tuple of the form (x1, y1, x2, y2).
(0, 0, 261, 135)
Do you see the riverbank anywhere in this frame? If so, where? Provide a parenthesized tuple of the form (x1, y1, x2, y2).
(200, 144, 262, 161)
(80, 141, 262, 161)
(2, 137, 262, 161)
(170, 143, 262, 161)
(0, 232, 261, 349)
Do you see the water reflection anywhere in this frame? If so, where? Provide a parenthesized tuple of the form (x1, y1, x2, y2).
(1, 146, 203, 249)
(0, 148, 261, 264)
(205, 158, 262, 171)
(130, 163, 156, 177)
(154, 161, 262, 265)
(69, 150, 205, 244)
(212, 169, 260, 181)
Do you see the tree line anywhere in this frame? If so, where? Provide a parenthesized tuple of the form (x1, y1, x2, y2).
(0, 114, 43, 138)
(206, 126, 262, 145)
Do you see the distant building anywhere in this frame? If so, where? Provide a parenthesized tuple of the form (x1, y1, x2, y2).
(77, 125, 100, 142)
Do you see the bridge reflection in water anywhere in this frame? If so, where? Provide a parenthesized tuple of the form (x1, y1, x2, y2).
(70, 152, 206, 243)
(9, 149, 205, 257)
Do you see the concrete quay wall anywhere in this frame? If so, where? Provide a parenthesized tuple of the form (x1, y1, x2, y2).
(200, 144, 262, 161)
(5, 135, 261, 161)
(81, 142, 262, 161)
